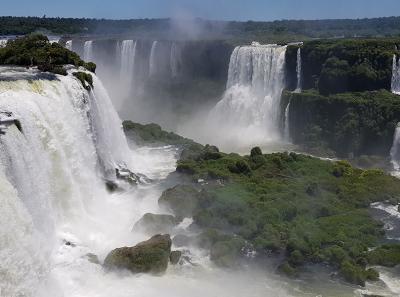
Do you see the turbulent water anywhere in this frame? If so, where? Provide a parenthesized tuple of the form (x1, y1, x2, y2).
(205, 43, 287, 150)
(392, 55, 400, 94)
(295, 48, 302, 93)
(83, 41, 94, 62)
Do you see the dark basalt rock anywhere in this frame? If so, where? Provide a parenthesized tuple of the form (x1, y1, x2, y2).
(169, 250, 182, 265)
(104, 234, 172, 274)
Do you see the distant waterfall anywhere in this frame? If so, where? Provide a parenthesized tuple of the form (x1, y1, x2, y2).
(65, 40, 72, 51)
(120, 40, 136, 84)
(149, 41, 158, 77)
(0, 39, 8, 48)
(392, 55, 400, 95)
(390, 123, 400, 173)
(284, 101, 291, 142)
(208, 43, 287, 148)
(170, 42, 182, 78)
(83, 40, 93, 61)
(295, 48, 302, 92)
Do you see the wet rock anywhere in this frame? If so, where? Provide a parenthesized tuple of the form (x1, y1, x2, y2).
(105, 180, 119, 192)
(158, 185, 199, 218)
(115, 165, 152, 185)
(133, 213, 180, 235)
(86, 253, 100, 264)
(170, 250, 182, 265)
(104, 234, 172, 274)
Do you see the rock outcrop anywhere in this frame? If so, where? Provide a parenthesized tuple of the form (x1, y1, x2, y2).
(133, 213, 179, 234)
(158, 185, 199, 218)
(104, 234, 172, 274)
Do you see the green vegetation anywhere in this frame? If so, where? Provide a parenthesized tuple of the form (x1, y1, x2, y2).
(282, 89, 400, 158)
(72, 71, 93, 90)
(286, 39, 400, 94)
(171, 145, 400, 285)
(0, 34, 96, 75)
(122, 121, 202, 148)
(1, 16, 400, 42)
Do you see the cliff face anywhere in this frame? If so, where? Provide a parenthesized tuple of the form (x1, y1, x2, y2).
(67, 38, 234, 124)
(283, 90, 400, 158)
(285, 39, 400, 94)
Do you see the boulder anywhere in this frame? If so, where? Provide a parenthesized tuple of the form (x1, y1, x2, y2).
(104, 234, 172, 274)
(158, 185, 199, 218)
(133, 213, 180, 234)
(170, 250, 182, 265)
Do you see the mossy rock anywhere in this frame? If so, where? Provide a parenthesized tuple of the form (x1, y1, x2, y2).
(104, 234, 172, 274)
(210, 236, 246, 268)
(133, 213, 180, 235)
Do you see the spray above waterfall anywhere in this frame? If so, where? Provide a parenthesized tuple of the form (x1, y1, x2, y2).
(83, 40, 94, 62)
(205, 43, 287, 150)
(392, 55, 400, 95)
(170, 42, 182, 78)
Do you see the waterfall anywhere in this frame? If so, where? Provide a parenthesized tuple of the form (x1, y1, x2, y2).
(119, 40, 137, 88)
(295, 48, 302, 93)
(208, 43, 287, 148)
(284, 101, 291, 142)
(0, 66, 139, 296)
(390, 123, 400, 173)
(170, 42, 182, 78)
(83, 41, 94, 62)
(392, 55, 400, 95)
(0, 39, 8, 48)
(65, 40, 72, 51)
(149, 41, 158, 77)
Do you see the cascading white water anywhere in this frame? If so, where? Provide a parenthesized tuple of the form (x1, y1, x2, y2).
(392, 55, 400, 95)
(0, 39, 8, 48)
(284, 101, 291, 142)
(83, 41, 94, 62)
(0, 66, 141, 296)
(390, 123, 400, 174)
(65, 40, 72, 51)
(206, 43, 287, 149)
(149, 41, 158, 77)
(170, 42, 182, 78)
(120, 40, 136, 79)
(119, 40, 137, 93)
(295, 48, 302, 93)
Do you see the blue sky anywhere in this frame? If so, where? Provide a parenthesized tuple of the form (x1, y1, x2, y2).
(2, 0, 400, 21)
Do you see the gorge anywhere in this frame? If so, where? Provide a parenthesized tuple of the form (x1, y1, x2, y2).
(1, 15, 400, 297)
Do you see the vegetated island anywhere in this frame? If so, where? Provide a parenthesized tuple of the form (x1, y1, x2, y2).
(123, 120, 400, 286)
